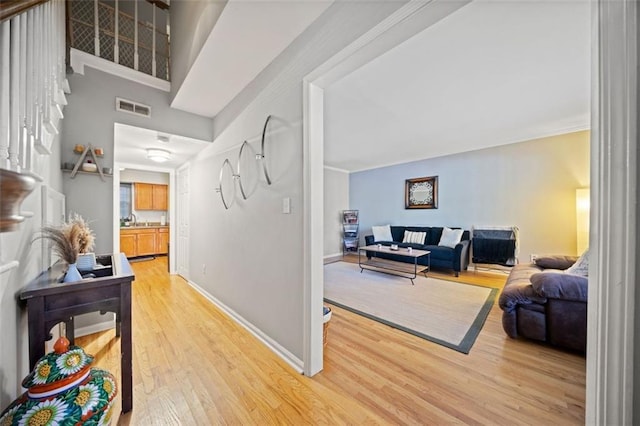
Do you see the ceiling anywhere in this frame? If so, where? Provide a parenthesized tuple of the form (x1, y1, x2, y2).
(114, 124, 210, 169)
(117, 0, 590, 173)
(116, 0, 332, 169)
(171, 0, 334, 117)
(324, 0, 590, 172)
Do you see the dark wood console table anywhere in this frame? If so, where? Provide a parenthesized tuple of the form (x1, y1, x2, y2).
(20, 253, 135, 413)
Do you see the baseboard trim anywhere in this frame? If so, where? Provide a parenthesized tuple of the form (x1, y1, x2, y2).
(323, 253, 344, 263)
(470, 263, 512, 274)
(187, 279, 304, 374)
(74, 319, 115, 338)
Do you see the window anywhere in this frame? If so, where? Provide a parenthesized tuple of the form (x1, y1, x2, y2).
(120, 183, 132, 219)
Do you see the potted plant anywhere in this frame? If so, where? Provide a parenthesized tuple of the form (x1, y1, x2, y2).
(35, 213, 95, 282)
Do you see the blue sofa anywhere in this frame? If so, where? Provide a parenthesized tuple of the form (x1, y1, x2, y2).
(364, 226, 471, 276)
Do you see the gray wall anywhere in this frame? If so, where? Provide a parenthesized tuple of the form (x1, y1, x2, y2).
(350, 131, 590, 264)
(324, 168, 349, 257)
(187, 1, 408, 363)
(636, 3, 640, 416)
(169, 0, 227, 102)
(62, 67, 213, 253)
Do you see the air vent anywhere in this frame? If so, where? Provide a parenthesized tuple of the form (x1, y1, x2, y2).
(115, 97, 151, 118)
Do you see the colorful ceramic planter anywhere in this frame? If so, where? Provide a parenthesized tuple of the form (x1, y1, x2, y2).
(0, 337, 117, 425)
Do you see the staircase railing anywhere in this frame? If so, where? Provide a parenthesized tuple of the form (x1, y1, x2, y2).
(0, 0, 67, 174)
(0, 0, 49, 23)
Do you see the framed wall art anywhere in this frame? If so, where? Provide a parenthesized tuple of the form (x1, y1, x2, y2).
(405, 176, 438, 209)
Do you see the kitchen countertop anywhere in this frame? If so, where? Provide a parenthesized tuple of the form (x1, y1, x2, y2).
(120, 224, 169, 230)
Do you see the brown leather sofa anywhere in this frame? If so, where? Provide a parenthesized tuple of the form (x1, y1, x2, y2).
(498, 255, 587, 352)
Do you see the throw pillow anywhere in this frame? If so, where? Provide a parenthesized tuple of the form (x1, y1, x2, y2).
(402, 230, 426, 245)
(438, 227, 463, 248)
(534, 255, 579, 270)
(530, 271, 588, 301)
(565, 248, 589, 277)
(371, 224, 393, 242)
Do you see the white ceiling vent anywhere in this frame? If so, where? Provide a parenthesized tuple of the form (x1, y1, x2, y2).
(115, 97, 151, 118)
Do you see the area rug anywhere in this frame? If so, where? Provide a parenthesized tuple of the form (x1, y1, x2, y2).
(323, 262, 498, 354)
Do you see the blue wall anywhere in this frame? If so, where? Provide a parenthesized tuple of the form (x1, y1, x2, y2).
(349, 131, 590, 261)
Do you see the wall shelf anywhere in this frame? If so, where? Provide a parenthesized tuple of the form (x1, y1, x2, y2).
(62, 169, 113, 178)
(65, 145, 107, 181)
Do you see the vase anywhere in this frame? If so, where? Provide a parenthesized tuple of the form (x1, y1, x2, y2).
(64, 263, 83, 282)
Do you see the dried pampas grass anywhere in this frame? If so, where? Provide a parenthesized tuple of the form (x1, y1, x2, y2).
(35, 213, 95, 264)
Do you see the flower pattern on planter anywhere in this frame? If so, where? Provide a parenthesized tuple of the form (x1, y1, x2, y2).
(56, 349, 87, 376)
(75, 384, 100, 417)
(31, 361, 52, 385)
(0, 337, 117, 425)
(19, 398, 68, 426)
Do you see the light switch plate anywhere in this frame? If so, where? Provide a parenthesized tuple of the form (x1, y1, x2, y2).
(282, 197, 291, 214)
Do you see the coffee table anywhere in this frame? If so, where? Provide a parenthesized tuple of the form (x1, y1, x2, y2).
(358, 245, 431, 285)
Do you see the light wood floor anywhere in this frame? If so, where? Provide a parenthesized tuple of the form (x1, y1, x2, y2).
(77, 256, 585, 425)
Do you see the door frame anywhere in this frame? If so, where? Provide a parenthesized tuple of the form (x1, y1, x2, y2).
(176, 163, 190, 280)
(112, 162, 177, 274)
(586, 0, 638, 423)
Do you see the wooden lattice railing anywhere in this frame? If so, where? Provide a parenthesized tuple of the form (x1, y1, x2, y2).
(68, 0, 170, 81)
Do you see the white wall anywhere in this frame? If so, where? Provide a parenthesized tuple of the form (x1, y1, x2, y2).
(121, 169, 170, 224)
(170, 0, 227, 101)
(350, 131, 590, 263)
(120, 168, 170, 185)
(323, 167, 349, 257)
(0, 139, 63, 407)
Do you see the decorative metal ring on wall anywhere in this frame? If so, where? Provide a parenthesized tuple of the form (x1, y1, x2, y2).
(215, 159, 236, 210)
(236, 141, 251, 200)
(255, 115, 272, 185)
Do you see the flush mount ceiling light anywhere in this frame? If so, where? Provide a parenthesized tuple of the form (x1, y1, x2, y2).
(147, 148, 171, 163)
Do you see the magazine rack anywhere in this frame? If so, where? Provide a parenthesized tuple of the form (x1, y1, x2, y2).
(342, 210, 359, 255)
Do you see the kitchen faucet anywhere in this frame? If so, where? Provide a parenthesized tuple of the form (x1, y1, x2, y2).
(130, 213, 137, 226)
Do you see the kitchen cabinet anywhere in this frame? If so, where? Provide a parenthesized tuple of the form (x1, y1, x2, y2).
(134, 183, 168, 210)
(152, 185, 168, 210)
(120, 227, 169, 258)
(136, 229, 157, 256)
(156, 228, 169, 254)
(120, 233, 137, 258)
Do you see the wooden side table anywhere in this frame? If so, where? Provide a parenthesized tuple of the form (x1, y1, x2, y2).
(20, 253, 135, 413)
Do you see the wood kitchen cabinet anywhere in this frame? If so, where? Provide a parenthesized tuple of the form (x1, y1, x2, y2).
(152, 185, 168, 210)
(134, 183, 168, 210)
(136, 229, 157, 256)
(156, 228, 169, 254)
(120, 233, 137, 258)
(120, 227, 169, 258)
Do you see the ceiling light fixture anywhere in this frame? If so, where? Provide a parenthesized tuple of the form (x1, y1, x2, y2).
(147, 148, 171, 163)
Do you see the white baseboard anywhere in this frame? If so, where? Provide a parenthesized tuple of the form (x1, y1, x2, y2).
(323, 252, 344, 263)
(187, 280, 304, 373)
(74, 319, 115, 338)
(470, 263, 512, 274)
